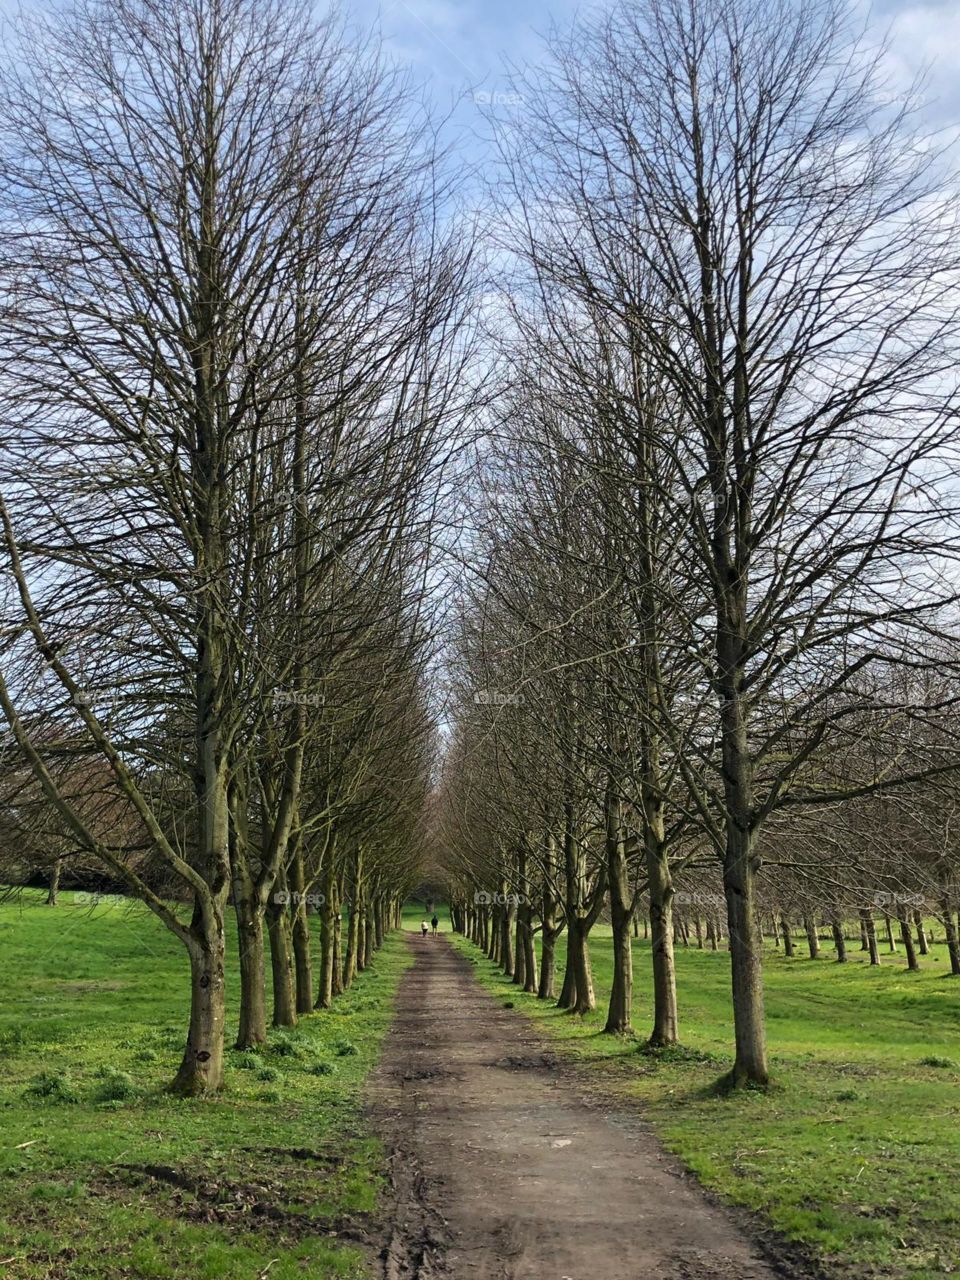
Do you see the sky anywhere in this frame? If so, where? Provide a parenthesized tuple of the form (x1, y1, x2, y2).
(346, 0, 960, 156)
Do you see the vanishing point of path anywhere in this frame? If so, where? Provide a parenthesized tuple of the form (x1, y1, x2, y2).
(368, 934, 799, 1280)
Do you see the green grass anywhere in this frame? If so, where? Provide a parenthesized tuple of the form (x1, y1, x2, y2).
(0, 889, 412, 1279)
(452, 922, 960, 1280)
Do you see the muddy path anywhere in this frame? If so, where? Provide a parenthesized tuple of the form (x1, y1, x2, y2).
(367, 933, 805, 1280)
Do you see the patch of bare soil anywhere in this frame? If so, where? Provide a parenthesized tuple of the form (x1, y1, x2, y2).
(367, 935, 819, 1280)
(95, 1161, 372, 1245)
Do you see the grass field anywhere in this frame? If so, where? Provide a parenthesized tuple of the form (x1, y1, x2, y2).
(0, 889, 412, 1280)
(451, 918, 960, 1280)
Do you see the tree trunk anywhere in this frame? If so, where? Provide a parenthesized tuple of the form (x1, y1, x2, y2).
(568, 916, 596, 1015)
(860, 910, 880, 965)
(513, 909, 526, 988)
(897, 905, 919, 971)
(780, 914, 794, 957)
(884, 913, 897, 952)
(606, 907, 633, 1034)
(539, 927, 557, 999)
(557, 921, 577, 1009)
(343, 849, 363, 988)
(831, 917, 847, 963)
(942, 898, 960, 975)
(538, 832, 559, 1000)
(171, 897, 226, 1095)
(229, 775, 267, 1049)
(234, 877, 267, 1049)
(267, 868, 297, 1027)
(914, 910, 929, 956)
(501, 895, 516, 977)
(723, 828, 769, 1087)
(604, 789, 633, 1034)
(804, 916, 820, 960)
(331, 882, 344, 997)
(315, 883, 336, 1009)
(648, 858, 678, 1046)
(374, 897, 384, 950)
(46, 857, 62, 905)
(343, 879, 361, 990)
(289, 843, 312, 1015)
(521, 911, 538, 993)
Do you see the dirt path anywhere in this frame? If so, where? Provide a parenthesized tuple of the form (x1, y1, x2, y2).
(367, 933, 796, 1280)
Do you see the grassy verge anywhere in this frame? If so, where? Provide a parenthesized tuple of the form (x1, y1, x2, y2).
(451, 923, 960, 1280)
(0, 889, 412, 1280)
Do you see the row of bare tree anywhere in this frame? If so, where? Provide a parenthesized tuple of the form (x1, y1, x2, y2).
(0, 0, 474, 1092)
(435, 0, 960, 1086)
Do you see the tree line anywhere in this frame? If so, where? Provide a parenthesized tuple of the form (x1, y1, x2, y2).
(435, 0, 960, 1087)
(0, 0, 475, 1094)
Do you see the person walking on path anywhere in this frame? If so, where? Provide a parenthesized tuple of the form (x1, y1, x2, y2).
(421, 919, 429, 938)
(431, 914, 439, 936)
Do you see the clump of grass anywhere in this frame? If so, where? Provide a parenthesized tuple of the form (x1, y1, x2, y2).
(234, 1052, 260, 1070)
(919, 1055, 955, 1069)
(256, 1065, 281, 1082)
(0, 1026, 29, 1054)
(835, 1089, 861, 1102)
(332, 1038, 358, 1057)
(23, 1070, 80, 1104)
(256, 1087, 282, 1103)
(638, 1043, 722, 1067)
(308, 1060, 336, 1076)
(269, 1031, 302, 1058)
(133, 1047, 158, 1063)
(92, 1068, 136, 1102)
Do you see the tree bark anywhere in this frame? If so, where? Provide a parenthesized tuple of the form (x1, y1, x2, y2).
(171, 897, 226, 1095)
(315, 873, 336, 1010)
(804, 916, 820, 960)
(723, 827, 768, 1087)
(860, 910, 880, 965)
(267, 866, 297, 1027)
(780, 914, 794, 957)
(884, 913, 897, 953)
(604, 789, 633, 1034)
(234, 874, 267, 1048)
(46, 857, 62, 905)
(289, 841, 313, 1015)
(914, 910, 929, 956)
(568, 915, 596, 1015)
(501, 892, 516, 977)
(538, 831, 560, 1000)
(897, 904, 919, 971)
(831, 917, 847, 963)
(647, 857, 678, 1047)
(331, 881, 344, 997)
